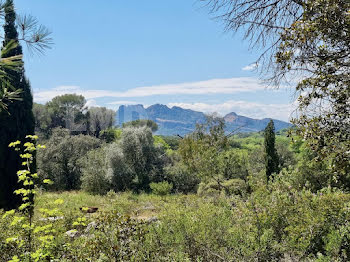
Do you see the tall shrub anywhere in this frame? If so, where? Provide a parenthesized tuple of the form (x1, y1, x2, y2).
(264, 120, 279, 182)
(38, 128, 100, 190)
(0, 0, 35, 209)
(121, 127, 163, 191)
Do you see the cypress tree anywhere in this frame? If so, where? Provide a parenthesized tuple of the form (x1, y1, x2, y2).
(264, 120, 279, 182)
(0, 0, 35, 210)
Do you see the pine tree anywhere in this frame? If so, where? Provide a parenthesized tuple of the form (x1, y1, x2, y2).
(0, 0, 35, 210)
(264, 120, 279, 182)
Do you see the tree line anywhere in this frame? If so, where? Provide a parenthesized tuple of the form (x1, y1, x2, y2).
(33, 109, 299, 198)
(33, 94, 115, 138)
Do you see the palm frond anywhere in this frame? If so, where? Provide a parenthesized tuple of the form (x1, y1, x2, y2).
(0, 83, 22, 113)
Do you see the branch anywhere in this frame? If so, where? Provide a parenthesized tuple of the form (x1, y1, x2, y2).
(17, 14, 53, 55)
(226, 124, 247, 138)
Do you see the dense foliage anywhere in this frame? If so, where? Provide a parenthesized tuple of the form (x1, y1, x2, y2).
(279, 0, 350, 183)
(264, 120, 280, 182)
(34, 94, 116, 138)
(1, 110, 349, 261)
(80, 126, 168, 194)
(122, 119, 159, 132)
(205, 0, 350, 189)
(38, 128, 101, 190)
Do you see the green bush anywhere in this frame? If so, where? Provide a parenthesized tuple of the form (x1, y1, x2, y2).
(121, 127, 166, 191)
(38, 128, 101, 190)
(2, 187, 350, 261)
(166, 162, 199, 194)
(218, 149, 250, 181)
(62, 211, 150, 261)
(80, 147, 110, 195)
(144, 196, 234, 261)
(150, 181, 173, 196)
(142, 185, 350, 261)
(122, 119, 158, 132)
(99, 128, 122, 143)
(224, 185, 350, 261)
(80, 143, 134, 194)
(106, 143, 133, 192)
(79, 126, 170, 195)
(197, 178, 247, 196)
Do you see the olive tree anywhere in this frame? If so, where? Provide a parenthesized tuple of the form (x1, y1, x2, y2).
(121, 126, 165, 191)
(37, 128, 100, 190)
(81, 126, 167, 194)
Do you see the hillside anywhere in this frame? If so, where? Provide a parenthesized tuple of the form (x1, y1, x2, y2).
(116, 104, 292, 135)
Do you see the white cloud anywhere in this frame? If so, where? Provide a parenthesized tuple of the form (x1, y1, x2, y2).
(33, 77, 273, 103)
(54, 86, 81, 92)
(33, 78, 296, 120)
(242, 63, 258, 71)
(168, 100, 297, 121)
(85, 99, 99, 108)
(107, 100, 140, 105)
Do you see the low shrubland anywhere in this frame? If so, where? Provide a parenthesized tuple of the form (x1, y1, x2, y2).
(2, 188, 350, 261)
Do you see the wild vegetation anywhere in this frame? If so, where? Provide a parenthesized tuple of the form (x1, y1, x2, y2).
(3, 109, 350, 261)
(0, 0, 349, 261)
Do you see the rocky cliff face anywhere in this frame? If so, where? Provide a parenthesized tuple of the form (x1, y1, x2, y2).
(116, 104, 292, 136)
(224, 112, 292, 133)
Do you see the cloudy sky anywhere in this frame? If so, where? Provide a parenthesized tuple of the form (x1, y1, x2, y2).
(17, 0, 297, 121)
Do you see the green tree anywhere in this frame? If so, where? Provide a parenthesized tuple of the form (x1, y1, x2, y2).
(275, 0, 350, 181)
(46, 94, 87, 131)
(81, 142, 133, 194)
(80, 147, 110, 195)
(33, 102, 52, 138)
(276, 137, 296, 170)
(38, 128, 100, 190)
(179, 115, 227, 181)
(0, 0, 35, 209)
(177, 115, 250, 195)
(123, 119, 158, 132)
(81, 126, 167, 194)
(264, 120, 279, 182)
(121, 126, 164, 191)
(161, 135, 181, 150)
(87, 106, 115, 137)
(165, 160, 200, 194)
(279, 141, 331, 192)
(205, 0, 350, 184)
(100, 127, 122, 143)
(107, 143, 133, 192)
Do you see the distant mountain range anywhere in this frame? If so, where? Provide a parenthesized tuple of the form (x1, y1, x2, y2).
(116, 104, 292, 136)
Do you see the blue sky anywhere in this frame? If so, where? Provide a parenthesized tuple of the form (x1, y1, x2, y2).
(16, 0, 296, 121)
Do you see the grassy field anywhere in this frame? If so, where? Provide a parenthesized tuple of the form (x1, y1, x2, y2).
(3, 189, 350, 261)
(35, 190, 201, 221)
(3, 191, 226, 261)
